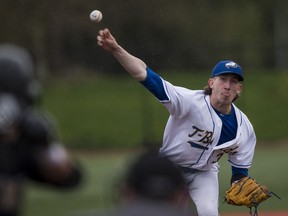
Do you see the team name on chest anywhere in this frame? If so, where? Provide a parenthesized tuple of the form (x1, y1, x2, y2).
(187, 125, 214, 150)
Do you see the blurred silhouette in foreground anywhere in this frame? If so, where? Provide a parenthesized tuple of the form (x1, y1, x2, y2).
(0, 44, 82, 216)
(100, 151, 188, 216)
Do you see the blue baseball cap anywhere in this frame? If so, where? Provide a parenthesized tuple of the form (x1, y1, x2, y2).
(211, 60, 243, 81)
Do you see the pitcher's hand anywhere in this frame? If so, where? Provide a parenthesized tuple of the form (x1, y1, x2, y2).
(97, 28, 119, 52)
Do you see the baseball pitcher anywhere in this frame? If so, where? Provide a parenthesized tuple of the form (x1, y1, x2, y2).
(97, 28, 274, 216)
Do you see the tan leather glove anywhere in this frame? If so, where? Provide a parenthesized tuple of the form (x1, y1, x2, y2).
(225, 177, 271, 207)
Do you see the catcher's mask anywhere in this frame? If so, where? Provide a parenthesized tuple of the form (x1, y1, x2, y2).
(0, 44, 42, 105)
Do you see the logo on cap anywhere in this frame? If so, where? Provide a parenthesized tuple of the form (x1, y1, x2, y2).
(211, 60, 244, 81)
(225, 62, 238, 69)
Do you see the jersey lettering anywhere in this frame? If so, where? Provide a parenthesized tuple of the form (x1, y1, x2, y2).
(211, 146, 239, 163)
(188, 125, 214, 150)
(188, 125, 214, 144)
(212, 152, 224, 163)
(221, 146, 238, 155)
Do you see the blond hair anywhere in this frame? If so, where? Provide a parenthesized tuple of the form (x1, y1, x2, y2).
(203, 85, 240, 102)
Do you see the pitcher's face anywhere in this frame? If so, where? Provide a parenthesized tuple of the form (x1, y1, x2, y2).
(209, 74, 242, 106)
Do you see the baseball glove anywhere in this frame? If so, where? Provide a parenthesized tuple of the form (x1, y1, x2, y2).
(225, 176, 272, 207)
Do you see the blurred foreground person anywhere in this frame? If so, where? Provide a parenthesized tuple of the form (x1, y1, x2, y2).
(101, 151, 188, 216)
(0, 44, 82, 216)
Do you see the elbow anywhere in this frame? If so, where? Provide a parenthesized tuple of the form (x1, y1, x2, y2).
(133, 72, 147, 81)
(131, 63, 147, 81)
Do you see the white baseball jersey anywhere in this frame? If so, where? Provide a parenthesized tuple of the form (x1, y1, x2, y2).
(157, 80, 256, 171)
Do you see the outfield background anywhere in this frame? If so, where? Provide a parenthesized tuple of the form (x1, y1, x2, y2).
(20, 73, 288, 216)
(42, 71, 288, 149)
(22, 145, 287, 216)
(1, 1, 288, 215)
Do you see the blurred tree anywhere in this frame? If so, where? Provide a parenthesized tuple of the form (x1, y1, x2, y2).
(0, 0, 287, 76)
(273, 0, 288, 70)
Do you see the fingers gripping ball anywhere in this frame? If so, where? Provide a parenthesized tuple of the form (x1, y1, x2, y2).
(225, 177, 272, 207)
(90, 10, 103, 23)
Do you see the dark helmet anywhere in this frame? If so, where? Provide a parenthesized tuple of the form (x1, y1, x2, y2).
(0, 43, 42, 104)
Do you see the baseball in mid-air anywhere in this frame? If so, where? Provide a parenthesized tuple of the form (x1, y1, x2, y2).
(90, 10, 102, 23)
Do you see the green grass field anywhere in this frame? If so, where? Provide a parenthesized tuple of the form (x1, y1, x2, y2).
(42, 71, 288, 149)
(22, 71, 288, 215)
(22, 145, 288, 216)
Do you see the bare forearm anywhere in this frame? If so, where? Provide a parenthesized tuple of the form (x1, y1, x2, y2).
(112, 45, 147, 81)
(97, 28, 147, 81)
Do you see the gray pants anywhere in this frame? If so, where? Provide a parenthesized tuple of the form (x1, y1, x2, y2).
(179, 163, 220, 216)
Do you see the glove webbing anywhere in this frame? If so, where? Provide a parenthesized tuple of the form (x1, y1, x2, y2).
(249, 206, 258, 216)
(248, 190, 281, 216)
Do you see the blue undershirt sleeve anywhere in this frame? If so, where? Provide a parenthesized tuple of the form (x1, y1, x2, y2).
(140, 67, 169, 101)
(232, 166, 248, 176)
(230, 166, 249, 184)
